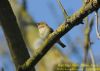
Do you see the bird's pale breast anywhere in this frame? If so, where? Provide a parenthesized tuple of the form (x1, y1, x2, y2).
(39, 27, 50, 39)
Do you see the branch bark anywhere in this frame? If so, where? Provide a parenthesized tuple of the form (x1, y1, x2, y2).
(20, 0, 100, 71)
(0, 0, 34, 70)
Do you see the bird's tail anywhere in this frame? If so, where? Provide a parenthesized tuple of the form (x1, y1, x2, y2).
(58, 40, 66, 48)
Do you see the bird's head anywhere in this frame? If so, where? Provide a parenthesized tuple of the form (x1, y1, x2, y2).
(36, 22, 50, 38)
(37, 22, 48, 29)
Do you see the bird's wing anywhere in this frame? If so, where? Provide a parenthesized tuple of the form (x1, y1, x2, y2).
(49, 27, 54, 33)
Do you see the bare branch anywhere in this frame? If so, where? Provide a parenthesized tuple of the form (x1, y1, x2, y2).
(83, 17, 95, 71)
(0, 0, 32, 70)
(56, 0, 68, 19)
(95, 10, 100, 39)
(19, 1, 100, 71)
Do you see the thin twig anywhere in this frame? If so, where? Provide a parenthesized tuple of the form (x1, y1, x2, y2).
(83, 17, 96, 71)
(56, 0, 68, 20)
(95, 10, 100, 39)
(89, 48, 96, 71)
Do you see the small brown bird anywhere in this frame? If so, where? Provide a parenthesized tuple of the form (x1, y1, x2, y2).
(37, 22, 66, 48)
